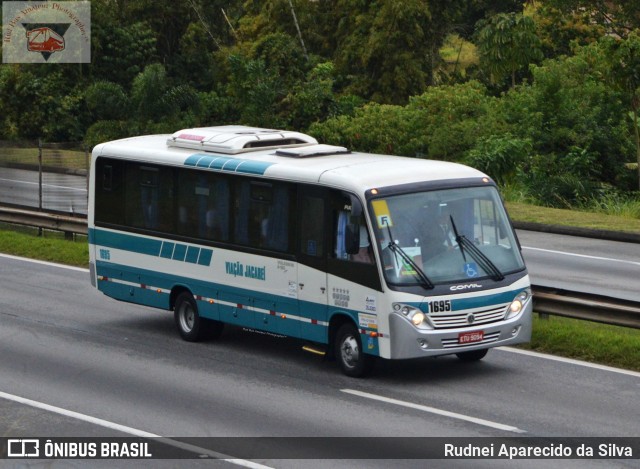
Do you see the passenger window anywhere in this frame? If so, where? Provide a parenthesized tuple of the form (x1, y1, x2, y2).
(177, 171, 230, 242)
(234, 179, 293, 252)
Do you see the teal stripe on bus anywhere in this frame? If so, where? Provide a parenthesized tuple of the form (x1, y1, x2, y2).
(93, 229, 162, 257)
(90, 228, 213, 267)
(184, 154, 274, 175)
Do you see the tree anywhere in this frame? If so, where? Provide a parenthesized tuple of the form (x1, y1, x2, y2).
(476, 12, 543, 88)
(606, 32, 640, 189)
(542, 1, 640, 39)
(331, 0, 433, 104)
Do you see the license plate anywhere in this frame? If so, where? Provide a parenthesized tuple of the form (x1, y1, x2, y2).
(458, 330, 484, 344)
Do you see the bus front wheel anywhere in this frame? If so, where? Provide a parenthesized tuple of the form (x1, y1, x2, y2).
(174, 292, 223, 341)
(335, 323, 374, 377)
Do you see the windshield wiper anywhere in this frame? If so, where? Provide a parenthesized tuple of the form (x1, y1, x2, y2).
(449, 215, 505, 282)
(385, 223, 434, 289)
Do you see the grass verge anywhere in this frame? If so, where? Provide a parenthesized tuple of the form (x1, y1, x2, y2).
(0, 227, 88, 267)
(506, 201, 640, 233)
(520, 315, 640, 373)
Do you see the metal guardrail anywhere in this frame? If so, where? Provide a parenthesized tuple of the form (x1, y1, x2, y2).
(531, 286, 640, 330)
(1, 205, 639, 329)
(0, 205, 87, 235)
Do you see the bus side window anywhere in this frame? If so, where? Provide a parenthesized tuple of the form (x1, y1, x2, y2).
(140, 167, 159, 230)
(95, 158, 124, 226)
(333, 194, 373, 264)
(234, 179, 292, 252)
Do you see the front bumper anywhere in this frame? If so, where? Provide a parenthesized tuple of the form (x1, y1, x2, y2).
(388, 300, 532, 359)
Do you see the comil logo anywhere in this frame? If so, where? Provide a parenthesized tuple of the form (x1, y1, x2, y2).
(3, 2, 90, 63)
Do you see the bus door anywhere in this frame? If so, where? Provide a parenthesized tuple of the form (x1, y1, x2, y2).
(296, 186, 329, 343)
(326, 191, 382, 349)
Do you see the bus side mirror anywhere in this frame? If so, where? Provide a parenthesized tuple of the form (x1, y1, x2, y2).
(344, 224, 360, 255)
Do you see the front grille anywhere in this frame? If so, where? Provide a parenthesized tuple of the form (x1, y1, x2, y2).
(429, 305, 508, 329)
(441, 331, 501, 349)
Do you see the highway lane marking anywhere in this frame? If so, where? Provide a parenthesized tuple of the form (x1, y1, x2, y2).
(499, 347, 640, 379)
(0, 253, 89, 273)
(341, 389, 526, 434)
(0, 176, 87, 192)
(522, 246, 640, 267)
(0, 390, 273, 468)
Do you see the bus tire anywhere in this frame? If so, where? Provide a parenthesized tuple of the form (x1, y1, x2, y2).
(335, 323, 374, 377)
(456, 349, 488, 361)
(174, 291, 221, 342)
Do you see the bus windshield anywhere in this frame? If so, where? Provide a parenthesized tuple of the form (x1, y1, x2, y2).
(370, 185, 525, 286)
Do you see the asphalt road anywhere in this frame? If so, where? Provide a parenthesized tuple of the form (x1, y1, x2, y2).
(517, 230, 640, 302)
(0, 168, 87, 214)
(0, 254, 638, 468)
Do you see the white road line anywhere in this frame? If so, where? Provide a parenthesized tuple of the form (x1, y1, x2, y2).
(0, 177, 87, 192)
(499, 347, 640, 379)
(0, 253, 89, 273)
(341, 389, 526, 434)
(0, 390, 273, 469)
(522, 246, 640, 267)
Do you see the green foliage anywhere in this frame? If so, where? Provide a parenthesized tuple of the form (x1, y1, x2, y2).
(466, 134, 532, 186)
(281, 62, 339, 129)
(311, 81, 492, 160)
(476, 12, 543, 87)
(531, 4, 604, 58)
(85, 82, 130, 121)
(520, 148, 601, 208)
(605, 31, 640, 189)
(0, 228, 88, 267)
(524, 315, 640, 372)
(92, 22, 158, 86)
(0, 0, 638, 209)
(225, 54, 285, 128)
(84, 121, 134, 149)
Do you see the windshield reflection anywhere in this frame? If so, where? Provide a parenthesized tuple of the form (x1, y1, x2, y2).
(369, 186, 525, 286)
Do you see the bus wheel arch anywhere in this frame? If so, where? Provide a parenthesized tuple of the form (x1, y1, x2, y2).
(329, 314, 374, 378)
(172, 288, 224, 342)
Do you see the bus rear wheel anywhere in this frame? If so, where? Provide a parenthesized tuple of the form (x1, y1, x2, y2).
(335, 323, 374, 377)
(456, 349, 488, 361)
(174, 292, 223, 341)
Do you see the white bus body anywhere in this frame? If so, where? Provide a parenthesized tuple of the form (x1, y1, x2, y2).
(88, 126, 532, 376)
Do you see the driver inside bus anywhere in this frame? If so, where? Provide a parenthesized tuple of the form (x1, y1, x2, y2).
(351, 224, 373, 264)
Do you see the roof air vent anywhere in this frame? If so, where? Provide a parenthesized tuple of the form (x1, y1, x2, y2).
(167, 125, 317, 154)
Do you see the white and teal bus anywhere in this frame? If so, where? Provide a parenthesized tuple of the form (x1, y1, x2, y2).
(88, 126, 532, 377)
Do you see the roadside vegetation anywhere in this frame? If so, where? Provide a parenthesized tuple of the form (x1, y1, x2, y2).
(522, 315, 640, 373)
(0, 225, 87, 267)
(2, 1, 640, 216)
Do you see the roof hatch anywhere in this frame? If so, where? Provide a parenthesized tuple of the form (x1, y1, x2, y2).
(275, 144, 350, 158)
(167, 125, 317, 154)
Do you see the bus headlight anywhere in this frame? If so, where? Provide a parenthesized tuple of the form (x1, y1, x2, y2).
(507, 290, 530, 319)
(411, 311, 425, 326)
(393, 303, 426, 327)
